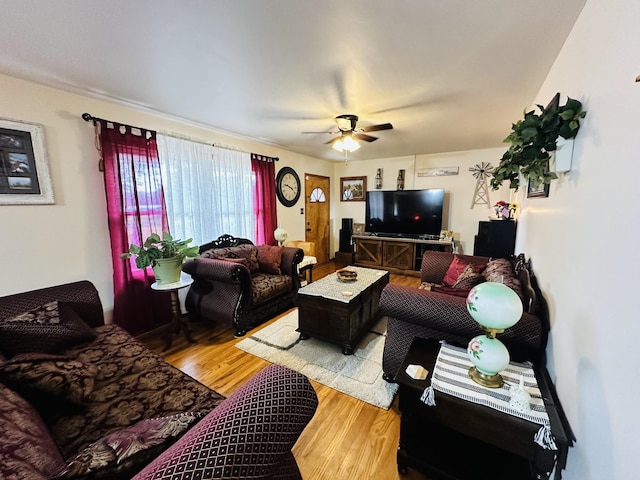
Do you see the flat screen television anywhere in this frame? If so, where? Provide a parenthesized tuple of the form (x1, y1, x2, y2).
(365, 189, 444, 238)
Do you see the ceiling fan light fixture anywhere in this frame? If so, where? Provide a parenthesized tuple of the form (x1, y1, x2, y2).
(332, 133, 360, 153)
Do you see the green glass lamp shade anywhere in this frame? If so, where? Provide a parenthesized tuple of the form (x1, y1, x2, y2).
(274, 228, 288, 244)
(466, 282, 523, 331)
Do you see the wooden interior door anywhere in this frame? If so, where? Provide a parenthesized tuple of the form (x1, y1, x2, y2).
(304, 174, 330, 264)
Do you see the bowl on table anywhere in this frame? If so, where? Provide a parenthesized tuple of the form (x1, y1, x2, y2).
(336, 269, 358, 282)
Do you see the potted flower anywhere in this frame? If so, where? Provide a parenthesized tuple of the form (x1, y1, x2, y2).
(490, 95, 587, 191)
(121, 232, 199, 285)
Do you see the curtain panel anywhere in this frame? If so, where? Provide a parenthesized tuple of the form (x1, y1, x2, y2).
(157, 135, 254, 245)
(251, 153, 278, 245)
(98, 121, 170, 334)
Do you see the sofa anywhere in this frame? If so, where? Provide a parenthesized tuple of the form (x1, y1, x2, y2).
(379, 251, 549, 381)
(182, 234, 304, 336)
(0, 280, 318, 480)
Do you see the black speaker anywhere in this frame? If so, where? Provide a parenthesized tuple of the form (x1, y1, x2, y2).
(339, 229, 353, 252)
(342, 218, 353, 230)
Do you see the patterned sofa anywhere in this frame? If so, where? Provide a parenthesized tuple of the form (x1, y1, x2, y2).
(0, 281, 318, 480)
(182, 234, 304, 336)
(379, 251, 549, 381)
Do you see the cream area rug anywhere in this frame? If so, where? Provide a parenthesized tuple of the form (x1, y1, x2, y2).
(235, 309, 398, 409)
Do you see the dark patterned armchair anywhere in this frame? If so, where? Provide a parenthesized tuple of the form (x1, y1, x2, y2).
(379, 251, 549, 381)
(182, 235, 304, 336)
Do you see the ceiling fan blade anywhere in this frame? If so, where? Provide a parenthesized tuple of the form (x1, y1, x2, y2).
(301, 130, 336, 134)
(354, 133, 378, 142)
(361, 123, 393, 132)
(325, 137, 341, 145)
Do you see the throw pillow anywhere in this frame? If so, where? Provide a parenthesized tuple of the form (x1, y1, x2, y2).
(201, 245, 260, 273)
(51, 412, 203, 480)
(0, 352, 99, 404)
(453, 263, 486, 290)
(257, 245, 285, 275)
(0, 301, 96, 358)
(484, 258, 524, 301)
(443, 255, 485, 286)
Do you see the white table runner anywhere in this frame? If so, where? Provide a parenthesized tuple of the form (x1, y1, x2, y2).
(420, 342, 557, 450)
(298, 266, 388, 303)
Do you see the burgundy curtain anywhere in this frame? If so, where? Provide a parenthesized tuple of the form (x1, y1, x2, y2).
(251, 153, 278, 245)
(99, 120, 170, 334)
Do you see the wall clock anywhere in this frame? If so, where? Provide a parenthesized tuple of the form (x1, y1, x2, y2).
(276, 167, 301, 207)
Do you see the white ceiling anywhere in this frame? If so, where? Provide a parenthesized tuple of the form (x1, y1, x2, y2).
(0, 0, 585, 161)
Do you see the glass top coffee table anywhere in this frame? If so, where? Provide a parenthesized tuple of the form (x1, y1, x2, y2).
(296, 266, 389, 354)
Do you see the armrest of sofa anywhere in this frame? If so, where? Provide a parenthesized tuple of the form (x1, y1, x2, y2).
(280, 247, 304, 278)
(133, 364, 318, 480)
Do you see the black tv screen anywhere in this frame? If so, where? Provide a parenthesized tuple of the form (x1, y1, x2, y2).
(365, 189, 444, 237)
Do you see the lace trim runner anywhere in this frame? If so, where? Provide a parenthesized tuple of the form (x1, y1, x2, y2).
(298, 266, 388, 303)
(420, 342, 557, 451)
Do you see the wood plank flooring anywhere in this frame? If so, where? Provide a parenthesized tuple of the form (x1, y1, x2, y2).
(140, 262, 431, 480)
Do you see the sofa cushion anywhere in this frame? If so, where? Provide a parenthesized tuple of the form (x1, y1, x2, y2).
(201, 244, 259, 272)
(442, 255, 486, 287)
(0, 352, 99, 405)
(251, 273, 292, 305)
(0, 382, 64, 480)
(484, 258, 524, 300)
(257, 245, 285, 274)
(45, 324, 224, 459)
(51, 412, 203, 480)
(0, 301, 96, 358)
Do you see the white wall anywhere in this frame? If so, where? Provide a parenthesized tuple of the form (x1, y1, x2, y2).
(0, 74, 331, 320)
(333, 150, 511, 254)
(516, 0, 640, 478)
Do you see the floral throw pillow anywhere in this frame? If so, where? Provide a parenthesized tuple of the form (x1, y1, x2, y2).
(257, 245, 285, 275)
(51, 413, 203, 480)
(484, 258, 524, 301)
(453, 263, 486, 290)
(0, 301, 96, 358)
(443, 255, 486, 286)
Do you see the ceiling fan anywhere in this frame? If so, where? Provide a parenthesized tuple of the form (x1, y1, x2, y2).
(302, 114, 393, 152)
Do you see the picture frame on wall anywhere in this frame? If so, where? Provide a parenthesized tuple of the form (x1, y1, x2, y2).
(353, 223, 365, 235)
(341, 176, 367, 202)
(527, 179, 550, 198)
(0, 118, 54, 205)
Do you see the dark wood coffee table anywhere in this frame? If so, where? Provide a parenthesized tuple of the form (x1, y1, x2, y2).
(296, 266, 389, 354)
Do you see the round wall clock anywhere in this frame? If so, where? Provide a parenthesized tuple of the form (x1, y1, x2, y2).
(276, 167, 301, 207)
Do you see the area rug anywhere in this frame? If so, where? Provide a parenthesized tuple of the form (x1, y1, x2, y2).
(235, 309, 398, 409)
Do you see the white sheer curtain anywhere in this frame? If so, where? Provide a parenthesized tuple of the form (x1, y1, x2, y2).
(157, 134, 254, 246)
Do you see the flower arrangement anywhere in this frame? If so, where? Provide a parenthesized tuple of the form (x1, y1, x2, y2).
(494, 201, 518, 220)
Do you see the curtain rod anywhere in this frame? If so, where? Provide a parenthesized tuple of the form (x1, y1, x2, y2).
(81, 112, 153, 134)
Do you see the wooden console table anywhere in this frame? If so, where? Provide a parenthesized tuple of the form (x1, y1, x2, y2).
(352, 235, 453, 276)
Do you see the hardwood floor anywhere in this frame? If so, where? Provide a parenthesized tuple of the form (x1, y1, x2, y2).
(141, 262, 430, 480)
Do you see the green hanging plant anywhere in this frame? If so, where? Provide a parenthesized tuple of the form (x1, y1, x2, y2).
(490, 95, 587, 191)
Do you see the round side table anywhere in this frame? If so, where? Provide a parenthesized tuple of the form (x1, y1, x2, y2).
(151, 273, 196, 351)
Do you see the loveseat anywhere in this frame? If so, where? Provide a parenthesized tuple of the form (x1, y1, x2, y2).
(182, 234, 304, 336)
(379, 251, 549, 381)
(0, 280, 318, 480)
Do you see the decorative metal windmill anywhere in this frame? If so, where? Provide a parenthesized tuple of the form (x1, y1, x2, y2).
(469, 162, 494, 208)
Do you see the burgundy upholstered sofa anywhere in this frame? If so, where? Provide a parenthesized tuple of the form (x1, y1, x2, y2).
(0, 281, 318, 480)
(379, 251, 549, 381)
(182, 234, 304, 336)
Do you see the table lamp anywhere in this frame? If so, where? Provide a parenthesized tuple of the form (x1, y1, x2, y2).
(466, 282, 523, 388)
(274, 227, 288, 246)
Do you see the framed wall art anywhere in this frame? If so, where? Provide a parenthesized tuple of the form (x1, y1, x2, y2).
(353, 223, 365, 235)
(0, 118, 54, 205)
(341, 176, 367, 202)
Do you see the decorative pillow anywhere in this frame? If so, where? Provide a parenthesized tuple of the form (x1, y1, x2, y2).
(257, 245, 285, 275)
(51, 413, 203, 480)
(201, 244, 259, 272)
(0, 352, 99, 404)
(0, 382, 64, 480)
(453, 263, 486, 290)
(484, 258, 524, 300)
(443, 255, 485, 286)
(220, 257, 248, 268)
(0, 301, 96, 358)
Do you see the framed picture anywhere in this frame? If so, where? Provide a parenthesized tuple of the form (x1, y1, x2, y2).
(527, 179, 550, 198)
(353, 223, 365, 235)
(341, 176, 367, 202)
(0, 118, 54, 205)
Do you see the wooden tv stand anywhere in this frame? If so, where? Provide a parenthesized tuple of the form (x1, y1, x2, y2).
(352, 234, 453, 276)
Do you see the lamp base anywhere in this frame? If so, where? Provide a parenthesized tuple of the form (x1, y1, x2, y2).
(468, 366, 504, 388)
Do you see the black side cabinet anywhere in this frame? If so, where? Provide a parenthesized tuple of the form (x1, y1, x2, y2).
(473, 220, 516, 258)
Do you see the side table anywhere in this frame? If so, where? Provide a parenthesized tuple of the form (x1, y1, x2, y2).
(394, 337, 572, 480)
(151, 274, 196, 351)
